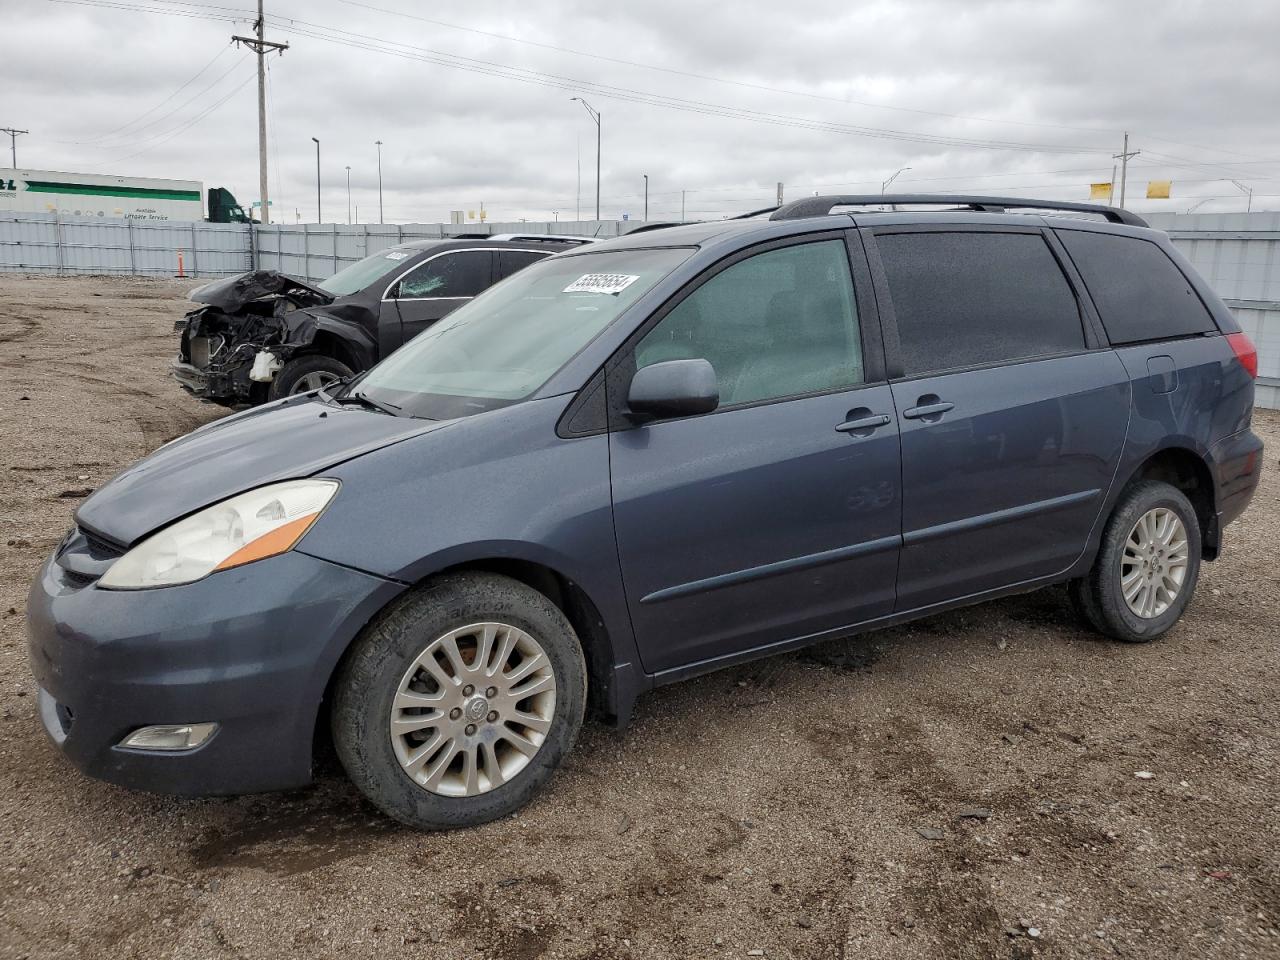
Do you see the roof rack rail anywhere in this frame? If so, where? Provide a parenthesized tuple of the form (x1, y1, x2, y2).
(622, 221, 684, 234)
(487, 233, 595, 245)
(768, 195, 1148, 228)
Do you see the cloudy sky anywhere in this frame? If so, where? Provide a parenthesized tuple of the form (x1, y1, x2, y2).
(8, 0, 1280, 224)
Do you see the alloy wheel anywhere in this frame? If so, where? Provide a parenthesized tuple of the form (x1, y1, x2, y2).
(290, 370, 342, 394)
(389, 622, 557, 797)
(1120, 507, 1189, 619)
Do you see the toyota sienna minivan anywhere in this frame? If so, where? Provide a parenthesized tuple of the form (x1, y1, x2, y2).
(28, 196, 1263, 830)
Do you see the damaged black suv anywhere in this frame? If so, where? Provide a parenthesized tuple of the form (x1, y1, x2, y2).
(171, 235, 591, 404)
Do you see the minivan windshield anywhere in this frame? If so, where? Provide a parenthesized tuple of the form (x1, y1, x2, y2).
(317, 246, 417, 296)
(352, 247, 692, 419)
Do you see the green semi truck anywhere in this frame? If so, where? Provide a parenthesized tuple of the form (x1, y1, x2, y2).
(0, 169, 256, 223)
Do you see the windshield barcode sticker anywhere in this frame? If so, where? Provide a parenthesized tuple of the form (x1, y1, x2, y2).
(563, 273, 640, 295)
(384, 251, 410, 260)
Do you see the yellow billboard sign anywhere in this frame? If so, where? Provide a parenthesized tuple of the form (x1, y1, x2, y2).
(1146, 180, 1172, 199)
(1090, 182, 1113, 201)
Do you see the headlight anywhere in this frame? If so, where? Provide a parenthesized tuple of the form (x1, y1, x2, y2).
(99, 479, 339, 590)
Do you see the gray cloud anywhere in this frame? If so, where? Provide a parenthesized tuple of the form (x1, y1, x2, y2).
(7, 0, 1280, 222)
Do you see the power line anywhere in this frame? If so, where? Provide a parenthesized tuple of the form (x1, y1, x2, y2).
(268, 16, 1113, 155)
(99, 69, 256, 164)
(42, 0, 245, 22)
(54, 44, 234, 145)
(338, 0, 1125, 139)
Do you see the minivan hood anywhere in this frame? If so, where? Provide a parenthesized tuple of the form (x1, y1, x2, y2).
(76, 398, 451, 546)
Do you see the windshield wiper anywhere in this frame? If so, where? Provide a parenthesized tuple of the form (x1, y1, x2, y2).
(330, 389, 401, 416)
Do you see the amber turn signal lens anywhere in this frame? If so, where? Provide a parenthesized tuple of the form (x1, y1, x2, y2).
(213, 512, 320, 571)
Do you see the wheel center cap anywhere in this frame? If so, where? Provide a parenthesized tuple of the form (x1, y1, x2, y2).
(465, 697, 489, 723)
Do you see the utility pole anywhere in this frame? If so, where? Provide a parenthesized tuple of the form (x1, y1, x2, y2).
(1114, 132, 1139, 209)
(375, 140, 384, 223)
(643, 174, 648, 221)
(232, 1, 288, 224)
(575, 136, 581, 222)
(345, 165, 351, 224)
(777, 182, 784, 206)
(570, 98, 601, 220)
(1, 128, 28, 167)
(681, 190, 686, 220)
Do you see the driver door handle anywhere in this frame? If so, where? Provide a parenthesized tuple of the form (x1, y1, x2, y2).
(835, 413, 891, 433)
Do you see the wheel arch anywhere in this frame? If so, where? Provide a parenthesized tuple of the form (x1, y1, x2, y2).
(1118, 444, 1219, 559)
(313, 554, 633, 774)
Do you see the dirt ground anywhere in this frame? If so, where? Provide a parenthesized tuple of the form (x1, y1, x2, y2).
(0, 274, 1277, 960)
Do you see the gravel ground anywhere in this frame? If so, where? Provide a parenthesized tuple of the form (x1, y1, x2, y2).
(0, 274, 1277, 960)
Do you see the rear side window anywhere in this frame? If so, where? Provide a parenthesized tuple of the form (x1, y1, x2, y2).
(497, 249, 549, 280)
(877, 231, 1085, 377)
(1057, 230, 1216, 344)
(396, 250, 493, 299)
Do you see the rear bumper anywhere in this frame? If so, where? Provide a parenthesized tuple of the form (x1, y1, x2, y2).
(1210, 427, 1264, 526)
(26, 548, 404, 795)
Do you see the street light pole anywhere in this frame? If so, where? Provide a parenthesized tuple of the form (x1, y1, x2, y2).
(1230, 179, 1253, 213)
(643, 174, 648, 221)
(345, 165, 352, 224)
(880, 166, 911, 194)
(375, 140, 384, 223)
(570, 97, 601, 220)
(311, 136, 320, 223)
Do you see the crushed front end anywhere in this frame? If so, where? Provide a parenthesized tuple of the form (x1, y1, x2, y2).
(171, 271, 335, 405)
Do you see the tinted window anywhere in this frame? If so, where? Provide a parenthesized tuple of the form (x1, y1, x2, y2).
(1057, 230, 1216, 344)
(396, 250, 492, 298)
(636, 239, 863, 406)
(878, 231, 1084, 377)
(497, 249, 549, 280)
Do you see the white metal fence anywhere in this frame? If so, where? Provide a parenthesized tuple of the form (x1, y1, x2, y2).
(1, 209, 1277, 407)
(251, 221, 628, 281)
(0, 212, 251, 277)
(1147, 212, 1280, 408)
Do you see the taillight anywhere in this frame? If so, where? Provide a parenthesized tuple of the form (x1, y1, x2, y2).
(1226, 332, 1258, 379)
(1223, 335, 1254, 378)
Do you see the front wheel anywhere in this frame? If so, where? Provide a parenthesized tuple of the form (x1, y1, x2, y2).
(267, 354, 353, 400)
(331, 572, 587, 830)
(1069, 480, 1201, 643)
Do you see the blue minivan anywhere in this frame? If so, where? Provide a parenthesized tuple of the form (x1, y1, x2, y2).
(27, 196, 1262, 829)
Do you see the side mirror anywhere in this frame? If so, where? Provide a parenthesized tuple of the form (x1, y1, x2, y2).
(627, 358, 719, 420)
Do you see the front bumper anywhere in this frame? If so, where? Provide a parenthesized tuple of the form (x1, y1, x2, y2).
(170, 358, 248, 404)
(26, 547, 404, 795)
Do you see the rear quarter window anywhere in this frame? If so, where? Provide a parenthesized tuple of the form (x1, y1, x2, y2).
(1056, 230, 1217, 344)
(876, 231, 1085, 377)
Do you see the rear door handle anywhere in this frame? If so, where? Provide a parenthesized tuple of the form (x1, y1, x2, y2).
(835, 413, 891, 434)
(902, 398, 954, 421)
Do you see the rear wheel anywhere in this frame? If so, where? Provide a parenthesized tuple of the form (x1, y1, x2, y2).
(268, 354, 352, 400)
(1069, 480, 1201, 642)
(331, 572, 587, 830)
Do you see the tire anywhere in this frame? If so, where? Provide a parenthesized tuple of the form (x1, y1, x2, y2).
(331, 572, 587, 830)
(267, 354, 353, 400)
(1068, 480, 1202, 643)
